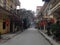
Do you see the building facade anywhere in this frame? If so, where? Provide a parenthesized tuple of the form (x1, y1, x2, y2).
(42, 0, 60, 22)
(0, 0, 20, 34)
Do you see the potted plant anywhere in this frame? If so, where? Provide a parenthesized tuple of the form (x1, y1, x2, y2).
(51, 21, 60, 41)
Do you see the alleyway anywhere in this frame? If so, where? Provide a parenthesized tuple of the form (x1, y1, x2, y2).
(1, 28, 51, 45)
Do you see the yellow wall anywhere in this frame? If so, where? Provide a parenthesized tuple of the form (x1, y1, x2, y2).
(0, 19, 9, 34)
(0, 19, 3, 34)
(0, 14, 10, 34)
(0, 0, 17, 34)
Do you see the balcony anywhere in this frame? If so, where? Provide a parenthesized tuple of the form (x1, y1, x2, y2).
(50, 0, 60, 9)
(0, 1, 19, 22)
(48, 1, 60, 15)
(0, 3, 17, 17)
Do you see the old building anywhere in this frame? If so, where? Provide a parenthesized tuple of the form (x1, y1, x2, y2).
(42, 0, 60, 22)
(48, 0, 60, 20)
(0, 0, 20, 34)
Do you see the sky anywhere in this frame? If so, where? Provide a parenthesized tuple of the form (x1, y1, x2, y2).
(19, 0, 44, 12)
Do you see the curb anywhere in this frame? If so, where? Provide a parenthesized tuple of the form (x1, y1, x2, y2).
(38, 30, 60, 45)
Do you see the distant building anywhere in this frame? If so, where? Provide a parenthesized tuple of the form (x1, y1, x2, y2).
(36, 6, 43, 21)
(36, 6, 42, 15)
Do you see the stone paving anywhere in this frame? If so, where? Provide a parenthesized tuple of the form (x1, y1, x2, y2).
(1, 28, 51, 45)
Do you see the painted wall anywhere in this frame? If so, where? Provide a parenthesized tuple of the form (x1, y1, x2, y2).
(0, 14, 10, 34)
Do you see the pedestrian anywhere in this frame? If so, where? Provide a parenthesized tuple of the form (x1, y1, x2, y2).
(23, 18, 27, 29)
(19, 20, 22, 32)
(46, 21, 51, 36)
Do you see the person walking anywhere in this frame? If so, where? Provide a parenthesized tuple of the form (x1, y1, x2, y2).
(46, 21, 52, 36)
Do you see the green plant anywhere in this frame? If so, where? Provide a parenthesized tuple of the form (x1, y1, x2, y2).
(51, 23, 57, 34)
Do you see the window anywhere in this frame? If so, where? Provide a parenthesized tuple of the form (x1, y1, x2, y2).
(3, 22, 6, 29)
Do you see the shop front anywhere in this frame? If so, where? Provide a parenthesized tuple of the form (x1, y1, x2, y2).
(0, 7, 11, 34)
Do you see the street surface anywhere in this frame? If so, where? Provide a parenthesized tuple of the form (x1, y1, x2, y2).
(1, 28, 51, 45)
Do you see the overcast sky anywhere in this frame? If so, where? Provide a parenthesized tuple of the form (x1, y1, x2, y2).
(19, 0, 44, 12)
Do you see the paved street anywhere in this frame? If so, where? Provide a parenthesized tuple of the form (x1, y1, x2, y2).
(1, 28, 51, 45)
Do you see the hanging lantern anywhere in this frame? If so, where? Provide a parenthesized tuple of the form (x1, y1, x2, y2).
(5, 18, 9, 26)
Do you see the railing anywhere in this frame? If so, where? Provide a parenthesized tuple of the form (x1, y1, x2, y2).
(6, 6, 17, 15)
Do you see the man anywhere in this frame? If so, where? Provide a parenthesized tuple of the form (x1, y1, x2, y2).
(47, 21, 52, 36)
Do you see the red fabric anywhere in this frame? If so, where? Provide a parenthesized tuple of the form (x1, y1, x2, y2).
(50, 18, 55, 23)
(39, 20, 47, 26)
(5, 19, 9, 26)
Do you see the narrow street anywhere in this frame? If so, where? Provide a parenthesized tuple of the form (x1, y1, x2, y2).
(0, 0, 60, 45)
(1, 28, 51, 45)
